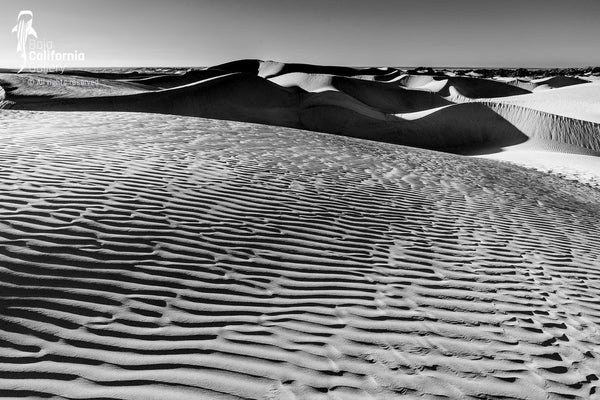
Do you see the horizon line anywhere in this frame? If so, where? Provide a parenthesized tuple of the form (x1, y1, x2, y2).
(1, 63, 600, 71)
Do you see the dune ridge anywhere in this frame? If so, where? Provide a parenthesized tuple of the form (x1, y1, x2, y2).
(1, 110, 600, 399)
(211, 59, 396, 79)
(1, 71, 528, 151)
(1, 59, 599, 181)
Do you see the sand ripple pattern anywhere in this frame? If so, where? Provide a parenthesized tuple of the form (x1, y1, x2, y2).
(1, 111, 600, 400)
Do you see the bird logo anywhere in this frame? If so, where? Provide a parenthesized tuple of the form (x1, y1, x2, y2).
(12, 10, 38, 73)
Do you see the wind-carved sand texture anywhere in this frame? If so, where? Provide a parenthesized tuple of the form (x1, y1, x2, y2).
(1, 111, 600, 399)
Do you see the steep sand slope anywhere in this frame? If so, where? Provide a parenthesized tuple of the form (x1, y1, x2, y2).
(480, 102, 600, 153)
(1, 111, 600, 400)
(481, 81, 600, 123)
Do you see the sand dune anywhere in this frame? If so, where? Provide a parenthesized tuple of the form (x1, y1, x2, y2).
(530, 76, 589, 91)
(211, 59, 398, 79)
(494, 76, 589, 92)
(270, 73, 452, 112)
(1, 59, 599, 181)
(2, 69, 527, 152)
(2, 73, 303, 128)
(332, 76, 452, 113)
(1, 110, 599, 400)
(269, 72, 338, 93)
(299, 98, 527, 150)
(465, 81, 600, 180)
(400, 75, 531, 99)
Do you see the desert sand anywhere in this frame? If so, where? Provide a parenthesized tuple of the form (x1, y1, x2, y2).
(1, 61, 600, 399)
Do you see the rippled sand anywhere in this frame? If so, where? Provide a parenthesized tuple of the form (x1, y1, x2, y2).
(1, 111, 599, 399)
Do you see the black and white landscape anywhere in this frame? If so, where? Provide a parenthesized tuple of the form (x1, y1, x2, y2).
(1, 1, 600, 399)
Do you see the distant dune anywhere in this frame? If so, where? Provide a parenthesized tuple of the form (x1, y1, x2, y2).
(531, 76, 589, 91)
(0, 61, 533, 153)
(0, 111, 599, 399)
(271, 73, 453, 112)
(2, 60, 598, 167)
(211, 59, 395, 79)
(400, 75, 532, 98)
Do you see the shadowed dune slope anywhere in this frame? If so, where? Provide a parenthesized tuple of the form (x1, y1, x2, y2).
(0, 111, 599, 400)
(270, 73, 452, 113)
(2, 72, 527, 151)
(400, 75, 531, 98)
(3, 73, 303, 128)
(299, 96, 527, 150)
(331, 76, 452, 113)
(4, 61, 599, 157)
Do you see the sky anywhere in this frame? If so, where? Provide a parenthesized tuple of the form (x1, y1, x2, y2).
(0, 0, 599, 68)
